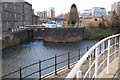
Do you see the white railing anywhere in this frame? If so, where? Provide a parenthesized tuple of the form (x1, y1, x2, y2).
(66, 33, 120, 79)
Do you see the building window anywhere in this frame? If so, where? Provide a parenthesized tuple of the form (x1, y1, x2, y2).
(10, 13, 12, 18)
(0, 13, 1, 20)
(15, 13, 16, 18)
(5, 3, 7, 9)
(22, 3, 24, 7)
(6, 12, 8, 18)
(14, 6, 16, 11)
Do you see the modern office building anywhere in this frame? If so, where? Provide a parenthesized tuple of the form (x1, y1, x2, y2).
(111, 1, 120, 16)
(82, 7, 106, 19)
(48, 7, 55, 18)
(37, 10, 48, 18)
(91, 7, 106, 18)
(82, 9, 92, 19)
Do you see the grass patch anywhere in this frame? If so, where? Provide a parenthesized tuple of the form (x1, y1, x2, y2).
(84, 27, 116, 40)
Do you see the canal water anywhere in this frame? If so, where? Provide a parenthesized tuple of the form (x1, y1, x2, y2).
(2, 39, 99, 78)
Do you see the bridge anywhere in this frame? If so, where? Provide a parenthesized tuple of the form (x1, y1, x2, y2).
(41, 33, 120, 79)
(1, 33, 120, 80)
(66, 33, 120, 79)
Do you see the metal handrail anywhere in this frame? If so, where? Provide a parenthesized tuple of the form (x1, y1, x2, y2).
(66, 33, 120, 79)
(2, 48, 84, 79)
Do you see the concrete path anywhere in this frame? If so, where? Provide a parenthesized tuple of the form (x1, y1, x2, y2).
(38, 46, 119, 79)
(98, 57, 119, 78)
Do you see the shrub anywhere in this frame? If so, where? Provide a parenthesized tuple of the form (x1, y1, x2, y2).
(99, 22, 106, 29)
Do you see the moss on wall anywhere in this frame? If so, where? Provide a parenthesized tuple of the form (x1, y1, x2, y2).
(2, 30, 29, 49)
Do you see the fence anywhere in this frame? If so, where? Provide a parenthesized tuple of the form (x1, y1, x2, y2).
(2, 48, 87, 80)
(66, 33, 120, 79)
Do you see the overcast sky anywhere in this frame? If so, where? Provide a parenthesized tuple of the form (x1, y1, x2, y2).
(25, 0, 120, 16)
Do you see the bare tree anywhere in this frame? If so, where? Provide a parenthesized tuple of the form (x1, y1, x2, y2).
(111, 10, 120, 32)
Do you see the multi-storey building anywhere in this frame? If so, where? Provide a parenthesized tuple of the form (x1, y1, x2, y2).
(32, 14, 39, 25)
(112, 1, 120, 16)
(82, 9, 92, 19)
(37, 10, 47, 18)
(1, 1, 39, 32)
(82, 7, 106, 19)
(91, 7, 106, 18)
(22, 2, 33, 25)
(48, 7, 55, 18)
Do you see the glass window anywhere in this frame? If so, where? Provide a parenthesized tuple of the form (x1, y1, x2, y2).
(0, 13, 1, 20)
(6, 12, 8, 18)
(15, 13, 16, 18)
(10, 13, 12, 18)
(5, 3, 7, 8)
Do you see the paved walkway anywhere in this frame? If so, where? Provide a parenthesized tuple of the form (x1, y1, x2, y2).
(98, 57, 119, 78)
(38, 46, 119, 79)
(41, 62, 76, 79)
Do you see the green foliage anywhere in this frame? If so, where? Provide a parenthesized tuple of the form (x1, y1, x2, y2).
(98, 22, 106, 29)
(84, 27, 116, 40)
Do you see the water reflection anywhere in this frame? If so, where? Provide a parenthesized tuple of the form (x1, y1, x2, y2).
(2, 40, 99, 78)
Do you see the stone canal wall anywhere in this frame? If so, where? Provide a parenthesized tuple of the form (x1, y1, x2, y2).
(2, 30, 29, 49)
(44, 28, 84, 42)
(2, 27, 114, 49)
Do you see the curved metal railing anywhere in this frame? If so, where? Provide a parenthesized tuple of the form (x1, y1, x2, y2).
(66, 33, 120, 79)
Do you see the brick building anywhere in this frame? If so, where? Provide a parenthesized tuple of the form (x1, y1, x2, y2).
(48, 7, 55, 18)
(1, 1, 39, 32)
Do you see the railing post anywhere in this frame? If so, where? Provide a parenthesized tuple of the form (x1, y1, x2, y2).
(87, 46, 89, 51)
(118, 35, 120, 60)
(118, 35, 120, 79)
(114, 37, 117, 59)
(94, 49, 95, 57)
(39, 60, 41, 80)
(105, 41, 107, 49)
(100, 44, 101, 53)
(78, 49, 80, 60)
(102, 42, 105, 52)
(87, 46, 89, 60)
(89, 53, 91, 78)
(103, 42, 105, 70)
(55, 55, 57, 75)
(68, 52, 70, 69)
(95, 48, 98, 78)
(107, 39, 110, 74)
(20, 67, 22, 80)
(76, 69, 82, 80)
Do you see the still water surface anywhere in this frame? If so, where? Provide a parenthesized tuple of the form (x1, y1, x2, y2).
(2, 40, 99, 78)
